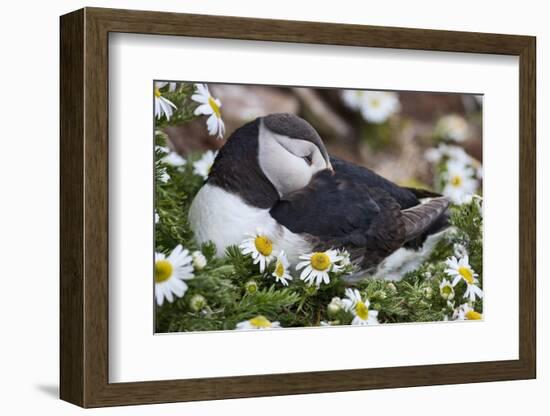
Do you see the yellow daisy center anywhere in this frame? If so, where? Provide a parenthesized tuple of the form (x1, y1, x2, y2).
(155, 259, 173, 283)
(154, 87, 161, 98)
(450, 175, 462, 187)
(355, 301, 369, 320)
(465, 310, 482, 320)
(208, 96, 221, 118)
(370, 98, 380, 108)
(275, 260, 285, 277)
(254, 235, 273, 256)
(441, 285, 453, 296)
(310, 252, 331, 271)
(249, 315, 272, 328)
(458, 266, 474, 284)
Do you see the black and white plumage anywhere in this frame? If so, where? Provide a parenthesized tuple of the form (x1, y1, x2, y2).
(189, 113, 450, 279)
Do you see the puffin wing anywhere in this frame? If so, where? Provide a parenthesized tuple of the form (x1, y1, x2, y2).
(270, 169, 449, 270)
(270, 170, 407, 268)
(329, 156, 450, 249)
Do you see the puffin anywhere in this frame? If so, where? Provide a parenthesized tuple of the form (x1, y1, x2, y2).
(188, 113, 450, 279)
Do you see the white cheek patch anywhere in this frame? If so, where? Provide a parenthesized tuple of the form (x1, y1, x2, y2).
(258, 122, 315, 195)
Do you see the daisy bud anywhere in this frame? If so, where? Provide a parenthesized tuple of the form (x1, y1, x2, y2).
(305, 285, 318, 296)
(440, 279, 455, 301)
(191, 251, 207, 270)
(189, 294, 207, 312)
(373, 290, 387, 300)
(245, 280, 258, 294)
(386, 282, 397, 293)
(327, 297, 344, 317)
(423, 287, 433, 299)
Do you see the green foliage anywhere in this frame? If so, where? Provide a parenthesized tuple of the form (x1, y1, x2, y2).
(450, 199, 483, 276)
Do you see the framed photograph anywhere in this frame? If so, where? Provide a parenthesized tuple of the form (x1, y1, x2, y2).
(60, 7, 536, 408)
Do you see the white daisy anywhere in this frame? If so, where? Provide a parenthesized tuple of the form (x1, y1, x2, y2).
(154, 245, 194, 306)
(341, 90, 365, 110)
(441, 144, 473, 164)
(154, 211, 160, 224)
(159, 167, 170, 183)
(296, 249, 343, 287)
(155, 144, 169, 154)
(476, 165, 483, 180)
(156, 81, 177, 92)
(239, 228, 276, 273)
(193, 150, 217, 180)
(272, 251, 292, 286)
(191, 83, 225, 139)
(342, 90, 400, 124)
(235, 315, 281, 330)
(154, 82, 177, 121)
(435, 114, 470, 142)
(442, 159, 478, 204)
(452, 303, 483, 321)
(162, 151, 187, 168)
(342, 288, 379, 326)
(425, 147, 443, 163)
(336, 249, 352, 268)
(425, 144, 473, 165)
(439, 278, 455, 300)
(445, 255, 483, 302)
(191, 251, 207, 270)
(359, 91, 400, 123)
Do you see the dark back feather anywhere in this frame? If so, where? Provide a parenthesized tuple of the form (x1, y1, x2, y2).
(270, 159, 449, 271)
(329, 157, 420, 208)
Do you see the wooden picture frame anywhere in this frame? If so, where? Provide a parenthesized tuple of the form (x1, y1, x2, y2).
(60, 7, 536, 408)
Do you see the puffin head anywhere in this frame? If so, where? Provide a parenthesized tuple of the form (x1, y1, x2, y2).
(257, 113, 333, 197)
(208, 113, 332, 208)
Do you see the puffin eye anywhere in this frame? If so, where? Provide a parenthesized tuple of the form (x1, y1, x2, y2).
(303, 154, 313, 165)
